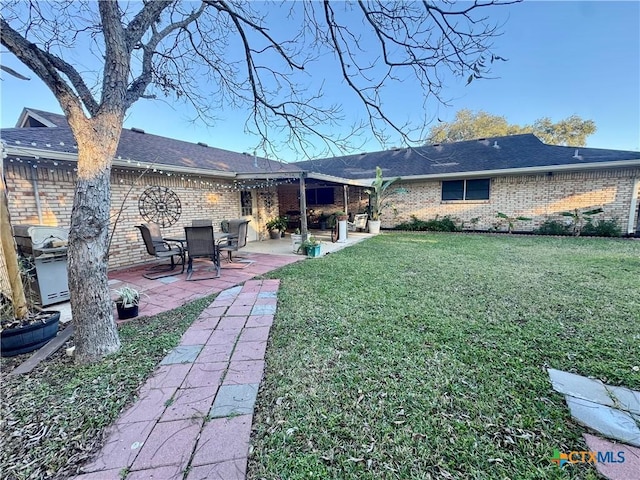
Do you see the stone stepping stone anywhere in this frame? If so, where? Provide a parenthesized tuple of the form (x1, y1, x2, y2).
(160, 345, 203, 365)
(548, 368, 615, 407)
(606, 385, 640, 416)
(209, 383, 259, 418)
(565, 396, 640, 447)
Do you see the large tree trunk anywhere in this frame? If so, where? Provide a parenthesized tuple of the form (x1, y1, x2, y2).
(68, 113, 123, 363)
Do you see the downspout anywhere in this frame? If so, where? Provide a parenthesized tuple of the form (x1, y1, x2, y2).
(298, 172, 309, 240)
(627, 178, 639, 235)
(32, 177, 43, 224)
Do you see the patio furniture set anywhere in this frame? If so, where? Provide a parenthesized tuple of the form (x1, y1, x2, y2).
(136, 219, 250, 281)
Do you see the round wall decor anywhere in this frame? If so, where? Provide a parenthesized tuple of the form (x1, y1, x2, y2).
(138, 186, 182, 227)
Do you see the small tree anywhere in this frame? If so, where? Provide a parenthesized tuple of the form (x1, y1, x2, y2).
(496, 212, 532, 233)
(367, 167, 400, 221)
(560, 208, 604, 236)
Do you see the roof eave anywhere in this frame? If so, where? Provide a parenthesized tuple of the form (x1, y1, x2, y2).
(397, 159, 640, 181)
(2, 145, 238, 178)
(305, 172, 371, 187)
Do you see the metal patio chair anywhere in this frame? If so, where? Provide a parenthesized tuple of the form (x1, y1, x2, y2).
(184, 226, 221, 280)
(218, 219, 250, 262)
(192, 219, 212, 227)
(135, 223, 185, 279)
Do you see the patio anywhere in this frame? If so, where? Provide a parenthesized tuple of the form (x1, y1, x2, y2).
(107, 230, 372, 320)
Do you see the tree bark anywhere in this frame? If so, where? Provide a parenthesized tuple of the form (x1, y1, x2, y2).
(68, 113, 123, 363)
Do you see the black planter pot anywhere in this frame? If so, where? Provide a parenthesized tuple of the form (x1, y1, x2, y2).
(269, 230, 281, 240)
(116, 303, 139, 320)
(1, 311, 61, 357)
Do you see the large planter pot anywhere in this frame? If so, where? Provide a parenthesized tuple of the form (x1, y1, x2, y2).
(1, 311, 61, 357)
(368, 220, 381, 234)
(306, 244, 321, 258)
(269, 230, 281, 240)
(116, 303, 139, 320)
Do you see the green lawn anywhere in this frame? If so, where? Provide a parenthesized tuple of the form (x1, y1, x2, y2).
(0, 296, 214, 480)
(249, 233, 640, 480)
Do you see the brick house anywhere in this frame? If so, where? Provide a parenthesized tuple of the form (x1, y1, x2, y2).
(2, 108, 639, 271)
(295, 135, 640, 235)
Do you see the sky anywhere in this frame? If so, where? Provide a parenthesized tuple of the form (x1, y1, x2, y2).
(1, 1, 639, 162)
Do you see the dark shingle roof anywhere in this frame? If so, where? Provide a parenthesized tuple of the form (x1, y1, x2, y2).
(3, 109, 638, 180)
(294, 134, 640, 179)
(18, 108, 70, 127)
(2, 120, 300, 176)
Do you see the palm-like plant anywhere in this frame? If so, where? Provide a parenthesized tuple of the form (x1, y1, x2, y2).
(367, 166, 400, 221)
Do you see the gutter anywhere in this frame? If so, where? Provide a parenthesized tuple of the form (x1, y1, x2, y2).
(387, 159, 640, 183)
(628, 178, 640, 235)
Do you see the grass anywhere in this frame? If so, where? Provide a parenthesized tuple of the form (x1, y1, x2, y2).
(0, 294, 214, 480)
(248, 233, 640, 479)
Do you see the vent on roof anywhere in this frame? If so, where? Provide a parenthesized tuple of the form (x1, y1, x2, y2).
(573, 149, 583, 160)
(493, 141, 500, 149)
(131, 127, 145, 134)
(197, 142, 208, 147)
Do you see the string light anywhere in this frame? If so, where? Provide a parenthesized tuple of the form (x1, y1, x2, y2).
(3, 152, 300, 191)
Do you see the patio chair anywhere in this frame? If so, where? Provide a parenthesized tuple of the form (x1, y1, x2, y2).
(218, 219, 250, 262)
(192, 219, 212, 227)
(135, 224, 185, 279)
(184, 226, 221, 280)
(348, 213, 369, 232)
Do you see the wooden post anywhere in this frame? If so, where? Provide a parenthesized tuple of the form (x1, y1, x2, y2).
(343, 185, 349, 216)
(0, 157, 28, 319)
(299, 173, 309, 241)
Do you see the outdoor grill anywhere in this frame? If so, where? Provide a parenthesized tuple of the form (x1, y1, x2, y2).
(13, 225, 70, 307)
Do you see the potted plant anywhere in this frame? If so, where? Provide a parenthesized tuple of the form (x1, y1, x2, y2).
(366, 166, 399, 234)
(113, 285, 143, 320)
(298, 236, 321, 257)
(1, 257, 61, 357)
(266, 216, 287, 240)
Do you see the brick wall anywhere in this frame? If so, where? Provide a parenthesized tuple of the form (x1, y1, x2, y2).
(389, 168, 640, 233)
(4, 162, 279, 269)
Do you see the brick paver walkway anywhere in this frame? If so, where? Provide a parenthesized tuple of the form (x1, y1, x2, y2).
(75, 279, 281, 480)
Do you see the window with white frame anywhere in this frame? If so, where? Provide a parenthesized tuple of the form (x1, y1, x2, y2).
(441, 179, 490, 201)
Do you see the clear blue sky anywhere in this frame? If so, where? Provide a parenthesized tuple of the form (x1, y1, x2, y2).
(1, 1, 638, 161)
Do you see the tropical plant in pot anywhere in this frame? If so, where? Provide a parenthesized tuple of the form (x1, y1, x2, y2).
(297, 236, 321, 257)
(266, 216, 287, 239)
(1, 257, 61, 358)
(366, 166, 400, 234)
(113, 285, 143, 320)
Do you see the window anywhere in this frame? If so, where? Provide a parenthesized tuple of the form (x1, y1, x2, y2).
(240, 191, 253, 216)
(442, 179, 490, 201)
(305, 187, 335, 205)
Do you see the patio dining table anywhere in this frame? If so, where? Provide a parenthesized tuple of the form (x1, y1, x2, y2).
(164, 232, 231, 256)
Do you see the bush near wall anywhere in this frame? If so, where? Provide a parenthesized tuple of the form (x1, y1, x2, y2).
(394, 215, 462, 232)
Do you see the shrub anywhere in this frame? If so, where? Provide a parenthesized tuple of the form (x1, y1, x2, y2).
(581, 219, 622, 237)
(535, 219, 571, 236)
(395, 215, 460, 232)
